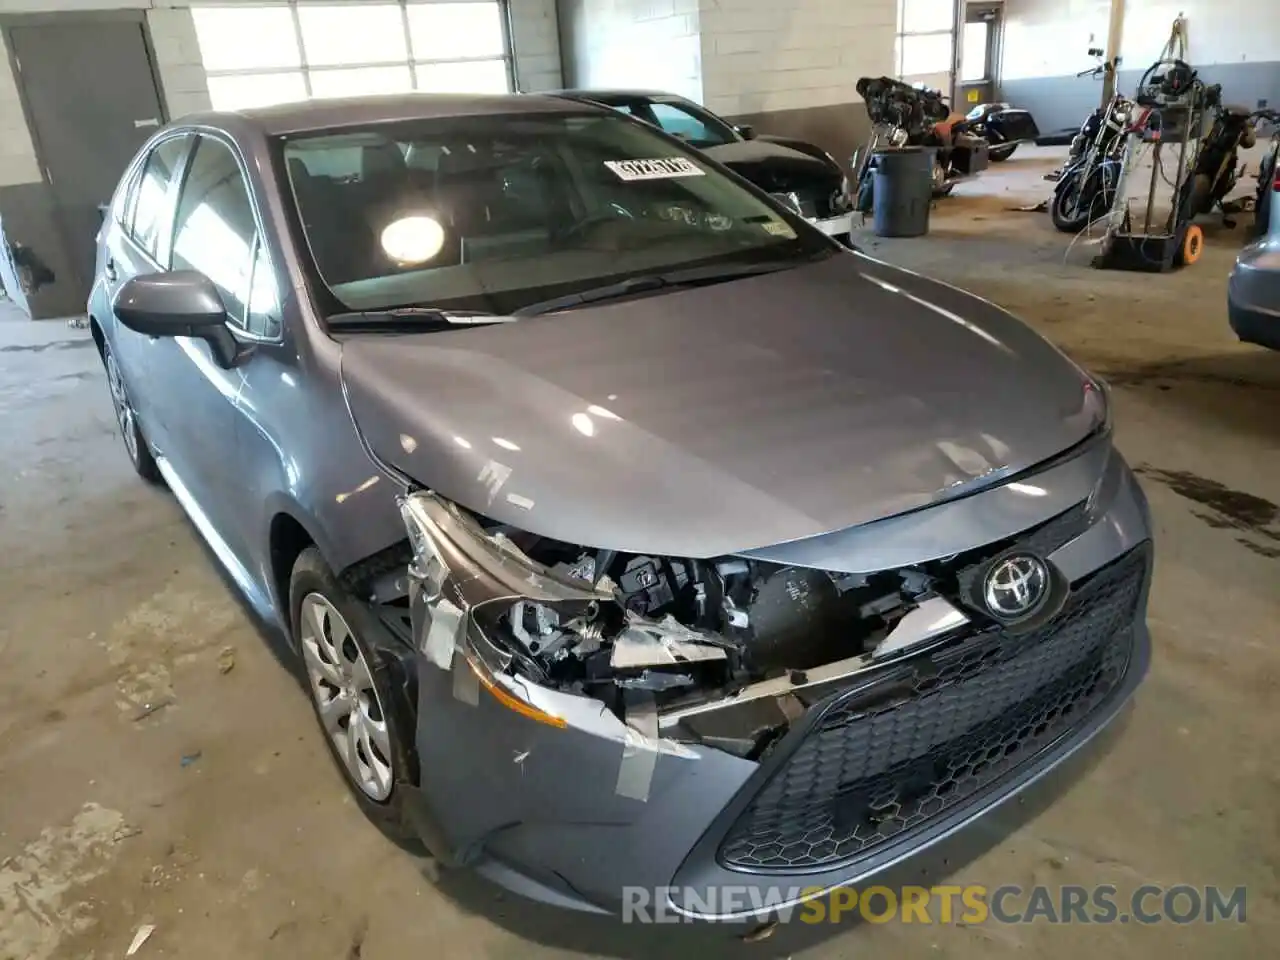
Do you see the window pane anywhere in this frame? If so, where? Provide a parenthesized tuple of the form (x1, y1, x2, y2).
(298, 3, 407, 66)
(900, 0, 954, 34)
(900, 33, 954, 76)
(310, 65, 413, 99)
(247, 242, 281, 339)
(131, 137, 189, 258)
(415, 58, 509, 94)
(407, 1, 504, 60)
(207, 72, 308, 111)
(961, 22, 989, 83)
(192, 6, 300, 71)
(648, 103, 732, 148)
(171, 139, 256, 327)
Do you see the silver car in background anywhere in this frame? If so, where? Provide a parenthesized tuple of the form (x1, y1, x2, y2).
(1228, 131, 1280, 349)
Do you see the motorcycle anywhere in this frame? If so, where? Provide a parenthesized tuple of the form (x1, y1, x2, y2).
(852, 76, 989, 205)
(963, 102, 1041, 162)
(1049, 91, 1134, 232)
(1178, 93, 1271, 228)
(1044, 51, 1122, 182)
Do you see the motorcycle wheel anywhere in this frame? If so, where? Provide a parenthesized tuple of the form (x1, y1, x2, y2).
(931, 158, 954, 197)
(989, 143, 1019, 162)
(1051, 167, 1112, 233)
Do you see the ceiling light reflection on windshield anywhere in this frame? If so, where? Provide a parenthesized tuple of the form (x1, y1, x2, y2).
(493, 437, 521, 452)
(571, 413, 595, 437)
(586, 404, 620, 420)
(1007, 482, 1048, 497)
(380, 215, 445, 265)
(453, 436, 472, 449)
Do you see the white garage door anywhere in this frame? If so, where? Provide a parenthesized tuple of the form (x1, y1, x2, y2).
(895, 0, 956, 103)
(192, 1, 511, 111)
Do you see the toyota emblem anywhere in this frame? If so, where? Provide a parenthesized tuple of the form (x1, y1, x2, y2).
(983, 554, 1050, 620)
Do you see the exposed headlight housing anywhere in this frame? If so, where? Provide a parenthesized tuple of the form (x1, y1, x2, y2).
(397, 492, 729, 727)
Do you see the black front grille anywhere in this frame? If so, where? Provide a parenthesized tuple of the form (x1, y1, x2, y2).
(718, 547, 1147, 873)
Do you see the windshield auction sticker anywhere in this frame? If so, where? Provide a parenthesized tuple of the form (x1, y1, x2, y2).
(604, 158, 706, 181)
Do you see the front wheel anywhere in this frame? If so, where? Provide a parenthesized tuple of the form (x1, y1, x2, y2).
(989, 143, 1019, 162)
(290, 547, 421, 848)
(103, 343, 162, 484)
(1051, 166, 1112, 233)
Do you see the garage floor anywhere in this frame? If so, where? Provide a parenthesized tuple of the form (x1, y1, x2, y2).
(2, 147, 1277, 959)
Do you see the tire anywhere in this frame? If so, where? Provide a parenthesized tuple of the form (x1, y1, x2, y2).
(1176, 223, 1205, 266)
(102, 342, 162, 484)
(989, 143, 1019, 162)
(931, 159, 955, 197)
(1051, 166, 1112, 233)
(289, 546, 421, 848)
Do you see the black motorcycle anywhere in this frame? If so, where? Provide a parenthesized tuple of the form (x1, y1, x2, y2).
(852, 76, 988, 202)
(963, 102, 1040, 162)
(1178, 93, 1270, 227)
(1050, 91, 1134, 232)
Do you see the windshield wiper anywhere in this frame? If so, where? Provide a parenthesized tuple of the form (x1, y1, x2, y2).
(513, 258, 820, 318)
(327, 307, 513, 332)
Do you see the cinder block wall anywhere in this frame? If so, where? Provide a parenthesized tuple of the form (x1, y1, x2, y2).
(700, 0, 896, 170)
(557, 0, 703, 100)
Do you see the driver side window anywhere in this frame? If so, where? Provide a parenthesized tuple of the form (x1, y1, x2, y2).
(170, 137, 257, 332)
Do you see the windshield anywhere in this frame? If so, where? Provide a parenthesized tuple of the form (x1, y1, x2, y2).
(609, 98, 739, 149)
(279, 110, 828, 317)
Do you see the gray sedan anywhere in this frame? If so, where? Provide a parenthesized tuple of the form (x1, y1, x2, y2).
(1228, 154, 1280, 349)
(88, 92, 1152, 924)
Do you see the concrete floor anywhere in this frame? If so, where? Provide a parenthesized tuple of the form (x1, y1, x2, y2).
(1, 147, 1277, 959)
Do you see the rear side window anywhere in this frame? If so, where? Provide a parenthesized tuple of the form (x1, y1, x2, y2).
(170, 137, 258, 330)
(129, 136, 189, 258)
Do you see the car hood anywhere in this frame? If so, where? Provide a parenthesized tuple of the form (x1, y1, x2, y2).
(340, 252, 1103, 558)
(701, 139, 838, 190)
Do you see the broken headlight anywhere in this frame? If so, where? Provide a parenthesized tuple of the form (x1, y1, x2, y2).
(398, 492, 732, 722)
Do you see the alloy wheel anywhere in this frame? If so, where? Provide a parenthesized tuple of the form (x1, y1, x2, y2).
(105, 350, 138, 465)
(300, 593, 394, 801)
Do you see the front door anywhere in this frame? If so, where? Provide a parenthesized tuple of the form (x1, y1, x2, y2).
(960, 4, 1002, 109)
(6, 16, 166, 299)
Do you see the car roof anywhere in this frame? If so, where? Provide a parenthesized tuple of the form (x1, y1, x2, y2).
(552, 89, 692, 105)
(179, 92, 602, 137)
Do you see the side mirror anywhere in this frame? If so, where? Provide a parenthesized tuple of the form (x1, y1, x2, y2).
(736, 124, 757, 140)
(113, 271, 239, 368)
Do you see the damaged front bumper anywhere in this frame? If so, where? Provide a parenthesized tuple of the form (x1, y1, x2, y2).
(396, 446, 1153, 922)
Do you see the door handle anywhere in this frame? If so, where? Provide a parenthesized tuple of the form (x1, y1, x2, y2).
(104, 259, 118, 283)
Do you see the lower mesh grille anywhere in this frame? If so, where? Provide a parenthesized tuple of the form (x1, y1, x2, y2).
(718, 547, 1147, 873)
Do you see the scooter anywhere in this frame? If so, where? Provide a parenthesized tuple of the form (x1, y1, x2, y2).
(963, 102, 1041, 162)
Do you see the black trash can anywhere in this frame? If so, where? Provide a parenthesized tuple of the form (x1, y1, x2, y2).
(872, 147, 933, 238)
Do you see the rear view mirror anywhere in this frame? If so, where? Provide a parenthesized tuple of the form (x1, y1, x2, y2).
(113, 271, 238, 367)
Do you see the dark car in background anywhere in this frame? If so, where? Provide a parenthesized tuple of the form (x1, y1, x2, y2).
(554, 89, 854, 242)
(88, 92, 1151, 925)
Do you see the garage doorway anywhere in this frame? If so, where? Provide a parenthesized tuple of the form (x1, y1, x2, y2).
(2, 12, 167, 298)
(960, 3, 1003, 108)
